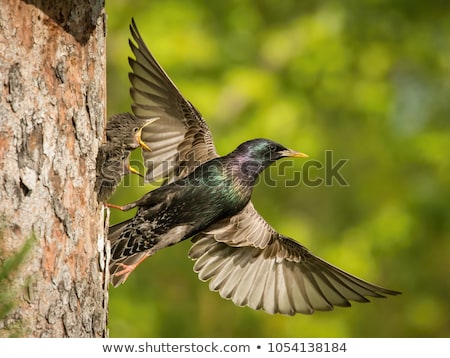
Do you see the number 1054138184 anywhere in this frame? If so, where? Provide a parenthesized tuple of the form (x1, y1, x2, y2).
(267, 342, 347, 353)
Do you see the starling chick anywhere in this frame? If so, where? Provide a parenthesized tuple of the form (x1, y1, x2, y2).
(108, 19, 400, 316)
(96, 112, 155, 201)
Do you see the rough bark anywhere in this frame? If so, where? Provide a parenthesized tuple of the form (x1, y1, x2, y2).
(0, 0, 108, 337)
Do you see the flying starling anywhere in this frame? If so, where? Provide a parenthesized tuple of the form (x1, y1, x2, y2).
(96, 112, 155, 202)
(108, 19, 400, 315)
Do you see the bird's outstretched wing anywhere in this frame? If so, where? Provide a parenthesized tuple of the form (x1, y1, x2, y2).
(189, 202, 400, 315)
(129, 19, 218, 183)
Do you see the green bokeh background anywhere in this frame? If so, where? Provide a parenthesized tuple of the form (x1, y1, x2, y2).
(105, 0, 450, 337)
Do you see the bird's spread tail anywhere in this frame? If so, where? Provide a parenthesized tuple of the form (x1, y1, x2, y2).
(108, 219, 148, 287)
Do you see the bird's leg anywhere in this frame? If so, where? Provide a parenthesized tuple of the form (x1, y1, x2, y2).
(105, 202, 138, 211)
(112, 255, 148, 281)
(105, 203, 126, 211)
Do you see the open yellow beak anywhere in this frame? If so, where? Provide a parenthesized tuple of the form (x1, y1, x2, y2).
(128, 165, 144, 178)
(135, 117, 160, 152)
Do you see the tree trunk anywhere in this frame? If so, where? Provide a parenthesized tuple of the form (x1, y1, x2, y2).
(0, 0, 108, 337)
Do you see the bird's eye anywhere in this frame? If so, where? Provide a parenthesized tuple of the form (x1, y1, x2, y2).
(269, 144, 277, 152)
(133, 127, 139, 133)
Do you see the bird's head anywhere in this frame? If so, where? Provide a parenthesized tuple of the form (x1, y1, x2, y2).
(106, 113, 140, 149)
(105, 113, 157, 151)
(230, 138, 308, 181)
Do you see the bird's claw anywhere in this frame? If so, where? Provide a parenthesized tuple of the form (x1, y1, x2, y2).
(112, 255, 148, 284)
(112, 262, 137, 281)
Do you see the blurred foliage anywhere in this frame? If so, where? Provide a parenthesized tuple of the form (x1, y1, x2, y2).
(0, 222, 35, 336)
(105, 0, 450, 337)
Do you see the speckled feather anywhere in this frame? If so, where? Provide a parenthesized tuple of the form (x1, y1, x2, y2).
(95, 113, 141, 201)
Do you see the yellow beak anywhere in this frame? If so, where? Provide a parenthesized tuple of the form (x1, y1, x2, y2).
(279, 149, 309, 158)
(135, 117, 160, 152)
